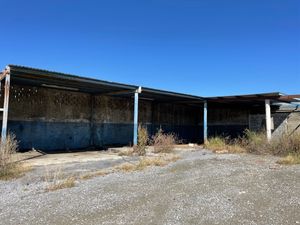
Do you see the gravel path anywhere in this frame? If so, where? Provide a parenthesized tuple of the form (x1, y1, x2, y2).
(0, 150, 299, 225)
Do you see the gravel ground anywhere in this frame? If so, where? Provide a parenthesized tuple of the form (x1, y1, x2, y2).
(0, 149, 299, 225)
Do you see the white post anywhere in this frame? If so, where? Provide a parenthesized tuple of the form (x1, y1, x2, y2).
(1, 66, 11, 146)
(265, 99, 272, 141)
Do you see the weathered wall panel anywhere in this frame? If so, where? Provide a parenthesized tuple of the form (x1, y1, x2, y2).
(206, 104, 249, 137)
(4, 85, 92, 151)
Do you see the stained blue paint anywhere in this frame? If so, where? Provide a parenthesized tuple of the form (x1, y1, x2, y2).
(93, 123, 133, 147)
(6, 120, 248, 151)
(8, 121, 91, 151)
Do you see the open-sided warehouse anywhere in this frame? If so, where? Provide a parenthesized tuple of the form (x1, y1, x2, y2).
(0, 65, 299, 151)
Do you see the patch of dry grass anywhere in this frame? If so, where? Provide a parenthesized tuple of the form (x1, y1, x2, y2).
(115, 162, 137, 172)
(205, 130, 300, 165)
(277, 153, 300, 165)
(44, 167, 76, 191)
(118, 149, 134, 156)
(136, 157, 168, 170)
(115, 154, 181, 172)
(46, 177, 76, 191)
(0, 163, 31, 180)
(79, 170, 110, 180)
(204, 136, 246, 154)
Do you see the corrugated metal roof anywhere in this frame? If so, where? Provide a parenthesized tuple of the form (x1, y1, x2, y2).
(8, 65, 204, 102)
(5, 64, 300, 104)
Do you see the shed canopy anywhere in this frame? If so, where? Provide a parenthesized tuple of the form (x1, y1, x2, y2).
(4, 65, 300, 105)
(7, 65, 204, 103)
(206, 92, 300, 105)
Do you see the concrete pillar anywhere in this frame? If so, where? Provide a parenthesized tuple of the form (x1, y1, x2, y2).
(265, 99, 272, 141)
(133, 87, 142, 145)
(1, 66, 10, 146)
(203, 101, 208, 143)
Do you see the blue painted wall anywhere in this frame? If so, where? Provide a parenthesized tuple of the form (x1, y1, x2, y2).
(8, 121, 91, 151)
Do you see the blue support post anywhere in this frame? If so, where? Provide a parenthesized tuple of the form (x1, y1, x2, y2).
(203, 101, 207, 143)
(133, 87, 141, 145)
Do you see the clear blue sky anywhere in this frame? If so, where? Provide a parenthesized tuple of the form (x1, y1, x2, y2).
(1, 0, 299, 96)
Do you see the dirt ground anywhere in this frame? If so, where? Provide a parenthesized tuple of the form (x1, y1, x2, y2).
(0, 147, 299, 225)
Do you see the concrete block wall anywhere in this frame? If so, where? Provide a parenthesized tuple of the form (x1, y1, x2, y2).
(6, 85, 92, 150)
(6, 84, 295, 150)
(92, 95, 134, 147)
(207, 105, 249, 137)
(3, 85, 203, 150)
(148, 102, 201, 143)
(249, 112, 300, 137)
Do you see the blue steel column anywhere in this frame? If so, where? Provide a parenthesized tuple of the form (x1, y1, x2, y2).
(203, 101, 208, 143)
(133, 87, 141, 145)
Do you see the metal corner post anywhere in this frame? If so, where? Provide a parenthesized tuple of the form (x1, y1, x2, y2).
(133, 87, 142, 145)
(203, 101, 208, 143)
(1, 66, 11, 146)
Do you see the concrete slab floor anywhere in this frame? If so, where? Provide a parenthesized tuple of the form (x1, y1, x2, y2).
(15, 144, 201, 167)
(15, 150, 123, 166)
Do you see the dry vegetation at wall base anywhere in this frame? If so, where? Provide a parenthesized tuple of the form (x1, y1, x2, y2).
(133, 125, 149, 156)
(152, 129, 178, 153)
(0, 134, 31, 180)
(205, 129, 300, 165)
(121, 127, 179, 156)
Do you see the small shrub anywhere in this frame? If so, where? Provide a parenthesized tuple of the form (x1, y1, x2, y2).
(271, 133, 300, 156)
(152, 129, 177, 153)
(0, 134, 18, 168)
(242, 130, 270, 154)
(204, 136, 227, 152)
(133, 125, 149, 156)
(0, 134, 30, 180)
